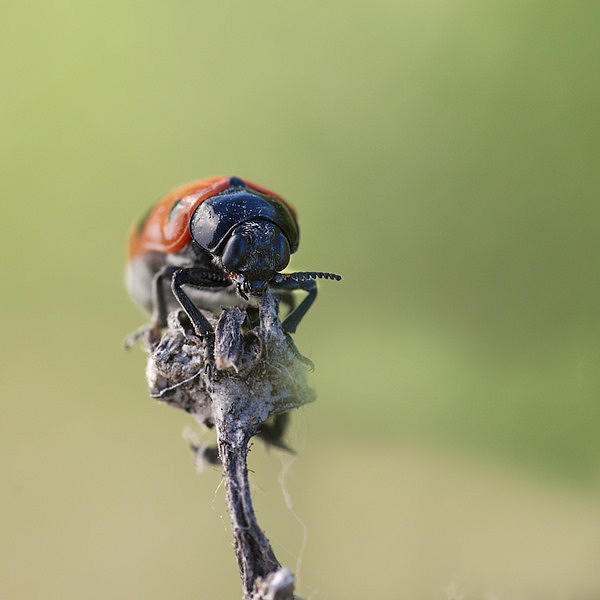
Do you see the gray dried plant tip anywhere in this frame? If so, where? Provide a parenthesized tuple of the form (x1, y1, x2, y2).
(141, 292, 314, 600)
(145, 292, 316, 459)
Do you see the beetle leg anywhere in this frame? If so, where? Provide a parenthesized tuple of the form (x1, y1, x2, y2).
(270, 277, 317, 334)
(171, 268, 231, 336)
(151, 265, 180, 328)
(124, 265, 180, 348)
(274, 289, 295, 313)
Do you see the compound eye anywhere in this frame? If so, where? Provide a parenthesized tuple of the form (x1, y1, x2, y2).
(275, 232, 290, 272)
(221, 233, 249, 273)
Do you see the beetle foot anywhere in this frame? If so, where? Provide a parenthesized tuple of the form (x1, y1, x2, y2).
(256, 413, 295, 453)
(284, 333, 315, 371)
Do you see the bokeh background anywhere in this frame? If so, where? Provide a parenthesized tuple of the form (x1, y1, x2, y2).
(2, 1, 600, 598)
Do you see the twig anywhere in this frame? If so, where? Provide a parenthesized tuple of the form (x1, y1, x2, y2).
(142, 293, 314, 599)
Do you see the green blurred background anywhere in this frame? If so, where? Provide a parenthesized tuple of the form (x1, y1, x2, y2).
(2, 1, 600, 598)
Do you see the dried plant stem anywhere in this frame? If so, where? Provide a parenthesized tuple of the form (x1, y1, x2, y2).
(144, 293, 313, 599)
(216, 426, 281, 595)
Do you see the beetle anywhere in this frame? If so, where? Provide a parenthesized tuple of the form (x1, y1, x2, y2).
(126, 175, 341, 341)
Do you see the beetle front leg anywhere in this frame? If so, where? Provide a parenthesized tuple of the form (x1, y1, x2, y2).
(271, 277, 317, 334)
(171, 268, 231, 336)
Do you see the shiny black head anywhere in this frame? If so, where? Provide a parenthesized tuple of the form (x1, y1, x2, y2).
(220, 220, 290, 295)
(190, 179, 299, 296)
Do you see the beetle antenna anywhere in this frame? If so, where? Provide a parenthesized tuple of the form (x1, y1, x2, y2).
(273, 271, 342, 283)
